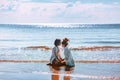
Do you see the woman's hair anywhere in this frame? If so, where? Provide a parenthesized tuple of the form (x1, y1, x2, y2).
(62, 38, 69, 47)
(54, 39, 61, 46)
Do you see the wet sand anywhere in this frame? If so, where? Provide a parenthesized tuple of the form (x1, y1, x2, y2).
(0, 62, 120, 80)
(0, 59, 120, 63)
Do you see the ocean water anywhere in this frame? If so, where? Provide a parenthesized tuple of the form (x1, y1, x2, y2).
(0, 24, 120, 61)
(0, 24, 120, 48)
(0, 24, 120, 80)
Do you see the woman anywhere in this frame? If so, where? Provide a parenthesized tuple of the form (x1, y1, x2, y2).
(62, 38, 75, 68)
(49, 39, 63, 67)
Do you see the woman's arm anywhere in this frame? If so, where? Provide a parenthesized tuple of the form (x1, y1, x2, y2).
(54, 47, 62, 62)
(64, 48, 69, 61)
(57, 48, 64, 61)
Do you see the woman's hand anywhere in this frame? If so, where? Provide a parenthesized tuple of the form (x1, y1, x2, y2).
(61, 59, 65, 63)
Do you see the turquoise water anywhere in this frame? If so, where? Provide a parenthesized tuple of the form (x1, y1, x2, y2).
(0, 24, 120, 61)
(0, 24, 120, 48)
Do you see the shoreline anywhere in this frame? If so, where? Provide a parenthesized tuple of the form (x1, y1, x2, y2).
(0, 62, 120, 80)
(0, 59, 120, 63)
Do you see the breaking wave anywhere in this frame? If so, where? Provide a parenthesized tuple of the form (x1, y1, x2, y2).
(0, 60, 120, 63)
(26, 46, 120, 51)
(1, 24, 120, 28)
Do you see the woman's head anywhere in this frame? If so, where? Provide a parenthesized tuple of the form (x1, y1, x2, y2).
(54, 39, 61, 47)
(62, 38, 69, 47)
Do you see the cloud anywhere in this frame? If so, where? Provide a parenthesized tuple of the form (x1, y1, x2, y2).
(60, 2, 120, 23)
(0, 0, 19, 12)
(0, 0, 120, 23)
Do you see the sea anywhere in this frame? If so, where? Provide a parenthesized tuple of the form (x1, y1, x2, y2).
(0, 24, 120, 80)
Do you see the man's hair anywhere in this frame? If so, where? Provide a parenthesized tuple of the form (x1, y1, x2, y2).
(54, 39, 61, 46)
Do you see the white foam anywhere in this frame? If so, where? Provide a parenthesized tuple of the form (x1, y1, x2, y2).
(32, 71, 119, 80)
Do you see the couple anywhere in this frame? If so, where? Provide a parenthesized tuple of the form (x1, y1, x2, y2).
(48, 38, 75, 70)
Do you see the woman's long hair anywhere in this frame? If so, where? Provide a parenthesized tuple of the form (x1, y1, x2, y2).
(62, 38, 69, 47)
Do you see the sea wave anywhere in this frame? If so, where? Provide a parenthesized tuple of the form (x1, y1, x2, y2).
(84, 41, 120, 44)
(50, 73, 120, 80)
(26, 46, 120, 51)
(0, 60, 120, 63)
(32, 70, 120, 80)
(0, 39, 28, 42)
(0, 70, 119, 80)
(1, 24, 120, 28)
(0, 39, 37, 42)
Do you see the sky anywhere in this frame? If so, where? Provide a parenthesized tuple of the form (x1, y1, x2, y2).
(0, 0, 120, 24)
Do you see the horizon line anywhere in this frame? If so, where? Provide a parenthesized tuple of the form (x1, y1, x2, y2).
(0, 22, 120, 26)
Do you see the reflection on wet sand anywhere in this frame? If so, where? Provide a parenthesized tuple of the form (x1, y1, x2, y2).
(64, 75, 70, 80)
(49, 66, 73, 80)
(64, 71, 71, 80)
(52, 71, 59, 80)
(49, 66, 59, 80)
